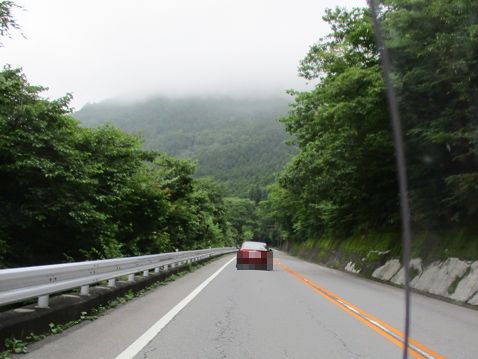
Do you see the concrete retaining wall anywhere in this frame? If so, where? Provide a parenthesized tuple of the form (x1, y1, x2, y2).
(361, 257, 477, 306)
(282, 241, 478, 307)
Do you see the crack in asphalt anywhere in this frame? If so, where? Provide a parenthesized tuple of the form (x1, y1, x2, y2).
(140, 346, 157, 358)
(213, 295, 239, 359)
(304, 303, 363, 358)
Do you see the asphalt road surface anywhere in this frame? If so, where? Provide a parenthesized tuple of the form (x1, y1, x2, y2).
(19, 251, 478, 359)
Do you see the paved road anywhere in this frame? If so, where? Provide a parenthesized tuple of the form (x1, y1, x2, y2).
(20, 251, 478, 359)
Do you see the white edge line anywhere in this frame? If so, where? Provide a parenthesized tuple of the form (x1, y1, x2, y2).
(115, 256, 235, 359)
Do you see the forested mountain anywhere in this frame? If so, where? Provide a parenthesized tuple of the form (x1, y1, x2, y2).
(74, 97, 295, 197)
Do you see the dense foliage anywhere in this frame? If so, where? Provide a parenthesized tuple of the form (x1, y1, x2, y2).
(383, 0, 478, 226)
(74, 96, 294, 198)
(0, 68, 237, 267)
(0, 0, 21, 47)
(261, 2, 478, 246)
(260, 8, 397, 243)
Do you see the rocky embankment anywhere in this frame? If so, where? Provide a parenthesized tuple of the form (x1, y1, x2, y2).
(282, 240, 478, 307)
(369, 258, 478, 305)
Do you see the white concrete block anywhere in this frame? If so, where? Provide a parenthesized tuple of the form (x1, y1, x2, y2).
(411, 258, 469, 297)
(452, 261, 478, 302)
(467, 291, 478, 305)
(391, 258, 423, 285)
(372, 259, 401, 281)
(345, 261, 360, 274)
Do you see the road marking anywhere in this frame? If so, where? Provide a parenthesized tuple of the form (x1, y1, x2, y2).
(115, 256, 235, 359)
(276, 260, 445, 359)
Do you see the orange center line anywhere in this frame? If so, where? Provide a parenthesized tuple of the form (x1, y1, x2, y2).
(275, 259, 445, 359)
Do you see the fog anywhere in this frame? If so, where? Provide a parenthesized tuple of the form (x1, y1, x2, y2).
(1, 0, 366, 110)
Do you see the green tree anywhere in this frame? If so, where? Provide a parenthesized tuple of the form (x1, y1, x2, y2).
(224, 197, 258, 245)
(0, 1, 22, 47)
(0, 67, 235, 267)
(272, 7, 397, 241)
(381, 0, 478, 225)
(262, 2, 478, 249)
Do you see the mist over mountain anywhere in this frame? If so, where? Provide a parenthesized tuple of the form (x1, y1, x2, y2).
(74, 96, 295, 197)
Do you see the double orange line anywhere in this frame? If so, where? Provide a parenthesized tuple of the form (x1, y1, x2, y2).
(275, 260, 444, 359)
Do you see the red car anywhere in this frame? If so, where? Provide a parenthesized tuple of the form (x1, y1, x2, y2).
(236, 241, 273, 270)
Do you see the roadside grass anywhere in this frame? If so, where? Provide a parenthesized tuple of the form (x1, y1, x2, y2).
(284, 228, 478, 272)
(285, 232, 401, 275)
(0, 255, 226, 359)
(411, 229, 478, 263)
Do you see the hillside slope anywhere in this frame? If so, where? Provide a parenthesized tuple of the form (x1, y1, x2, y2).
(74, 96, 295, 197)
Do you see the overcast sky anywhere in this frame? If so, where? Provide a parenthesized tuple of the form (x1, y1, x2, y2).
(1, 0, 366, 110)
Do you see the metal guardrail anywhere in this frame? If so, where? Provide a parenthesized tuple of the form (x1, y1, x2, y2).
(0, 247, 235, 308)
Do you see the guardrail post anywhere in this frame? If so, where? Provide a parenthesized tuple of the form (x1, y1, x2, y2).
(128, 274, 135, 282)
(143, 270, 149, 277)
(37, 295, 49, 308)
(108, 278, 116, 287)
(80, 285, 90, 296)
(154, 267, 160, 273)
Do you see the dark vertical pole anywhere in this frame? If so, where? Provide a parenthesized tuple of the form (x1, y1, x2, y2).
(367, 1, 412, 358)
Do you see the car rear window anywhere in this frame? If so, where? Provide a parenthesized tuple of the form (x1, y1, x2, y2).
(240, 241, 267, 250)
